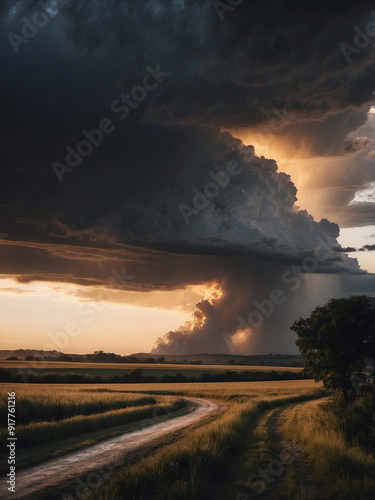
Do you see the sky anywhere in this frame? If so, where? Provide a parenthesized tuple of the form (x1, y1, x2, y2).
(0, 0, 375, 355)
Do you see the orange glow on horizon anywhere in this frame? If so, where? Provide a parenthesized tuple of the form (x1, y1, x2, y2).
(0, 277, 197, 354)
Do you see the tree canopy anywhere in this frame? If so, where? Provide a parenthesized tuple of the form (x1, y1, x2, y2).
(291, 295, 375, 402)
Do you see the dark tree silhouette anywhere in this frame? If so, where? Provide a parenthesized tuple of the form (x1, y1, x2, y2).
(291, 296, 375, 407)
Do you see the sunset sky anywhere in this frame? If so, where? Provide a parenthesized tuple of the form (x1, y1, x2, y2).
(1, 1, 374, 355)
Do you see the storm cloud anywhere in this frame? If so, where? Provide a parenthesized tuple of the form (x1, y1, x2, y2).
(1, 0, 375, 354)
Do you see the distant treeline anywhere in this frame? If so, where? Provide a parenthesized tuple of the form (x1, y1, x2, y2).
(7, 352, 167, 364)
(3, 350, 304, 366)
(0, 368, 306, 384)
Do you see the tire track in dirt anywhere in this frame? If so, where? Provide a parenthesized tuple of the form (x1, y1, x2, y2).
(267, 400, 327, 500)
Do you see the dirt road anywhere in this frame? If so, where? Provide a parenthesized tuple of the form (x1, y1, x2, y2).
(248, 399, 327, 500)
(1, 397, 222, 499)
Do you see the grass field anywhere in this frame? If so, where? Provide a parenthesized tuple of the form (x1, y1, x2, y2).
(2, 379, 372, 499)
(88, 384, 375, 500)
(0, 386, 158, 425)
(71, 379, 320, 401)
(0, 384, 187, 471)
(90, 382, 327, 500)
(0, 360, 302, 380)
(280, 397, 375, 499)
(0, 380, 324, 498)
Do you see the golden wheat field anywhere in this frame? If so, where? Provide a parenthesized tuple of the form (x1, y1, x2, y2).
(1, 379, 373, 499)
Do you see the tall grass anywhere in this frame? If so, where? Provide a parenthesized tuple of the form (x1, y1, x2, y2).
(281, 397, 375, 500)
(111, 379, 325, 401)
(0, 398, 185, 448)
(0, 386, 159, 425)
(0, 393, 157, 426)
(320, 395, 375, 452)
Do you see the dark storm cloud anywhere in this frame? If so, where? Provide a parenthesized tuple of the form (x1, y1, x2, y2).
(0, 238, 228, 290)
(0, 124, 361, 276)
(0, 235, 366, 355)
(344, 136, 372, 154)
(3, 0, 375, 126)
(317, 219, 340, 238)
(332, 245, 357, 253)
(329, 202, 375, 227)
(269, 107, 373, 157)
(332, 243, 375, 252)
(151, 270, 352, 355)
(0, 0, 369, 279)
(1, 0, 375, 355)
(0, 232, 363, 292)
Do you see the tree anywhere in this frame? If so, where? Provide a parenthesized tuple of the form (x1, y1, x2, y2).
(57, 354, 73, 362)
(291, 296, 375, 406)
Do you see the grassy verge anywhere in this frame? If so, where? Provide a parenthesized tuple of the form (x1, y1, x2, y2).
(281, 397, 375, 500)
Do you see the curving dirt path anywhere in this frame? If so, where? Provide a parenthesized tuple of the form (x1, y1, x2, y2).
(1, 397, 223, 500)
(267, 400, 327, 500)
